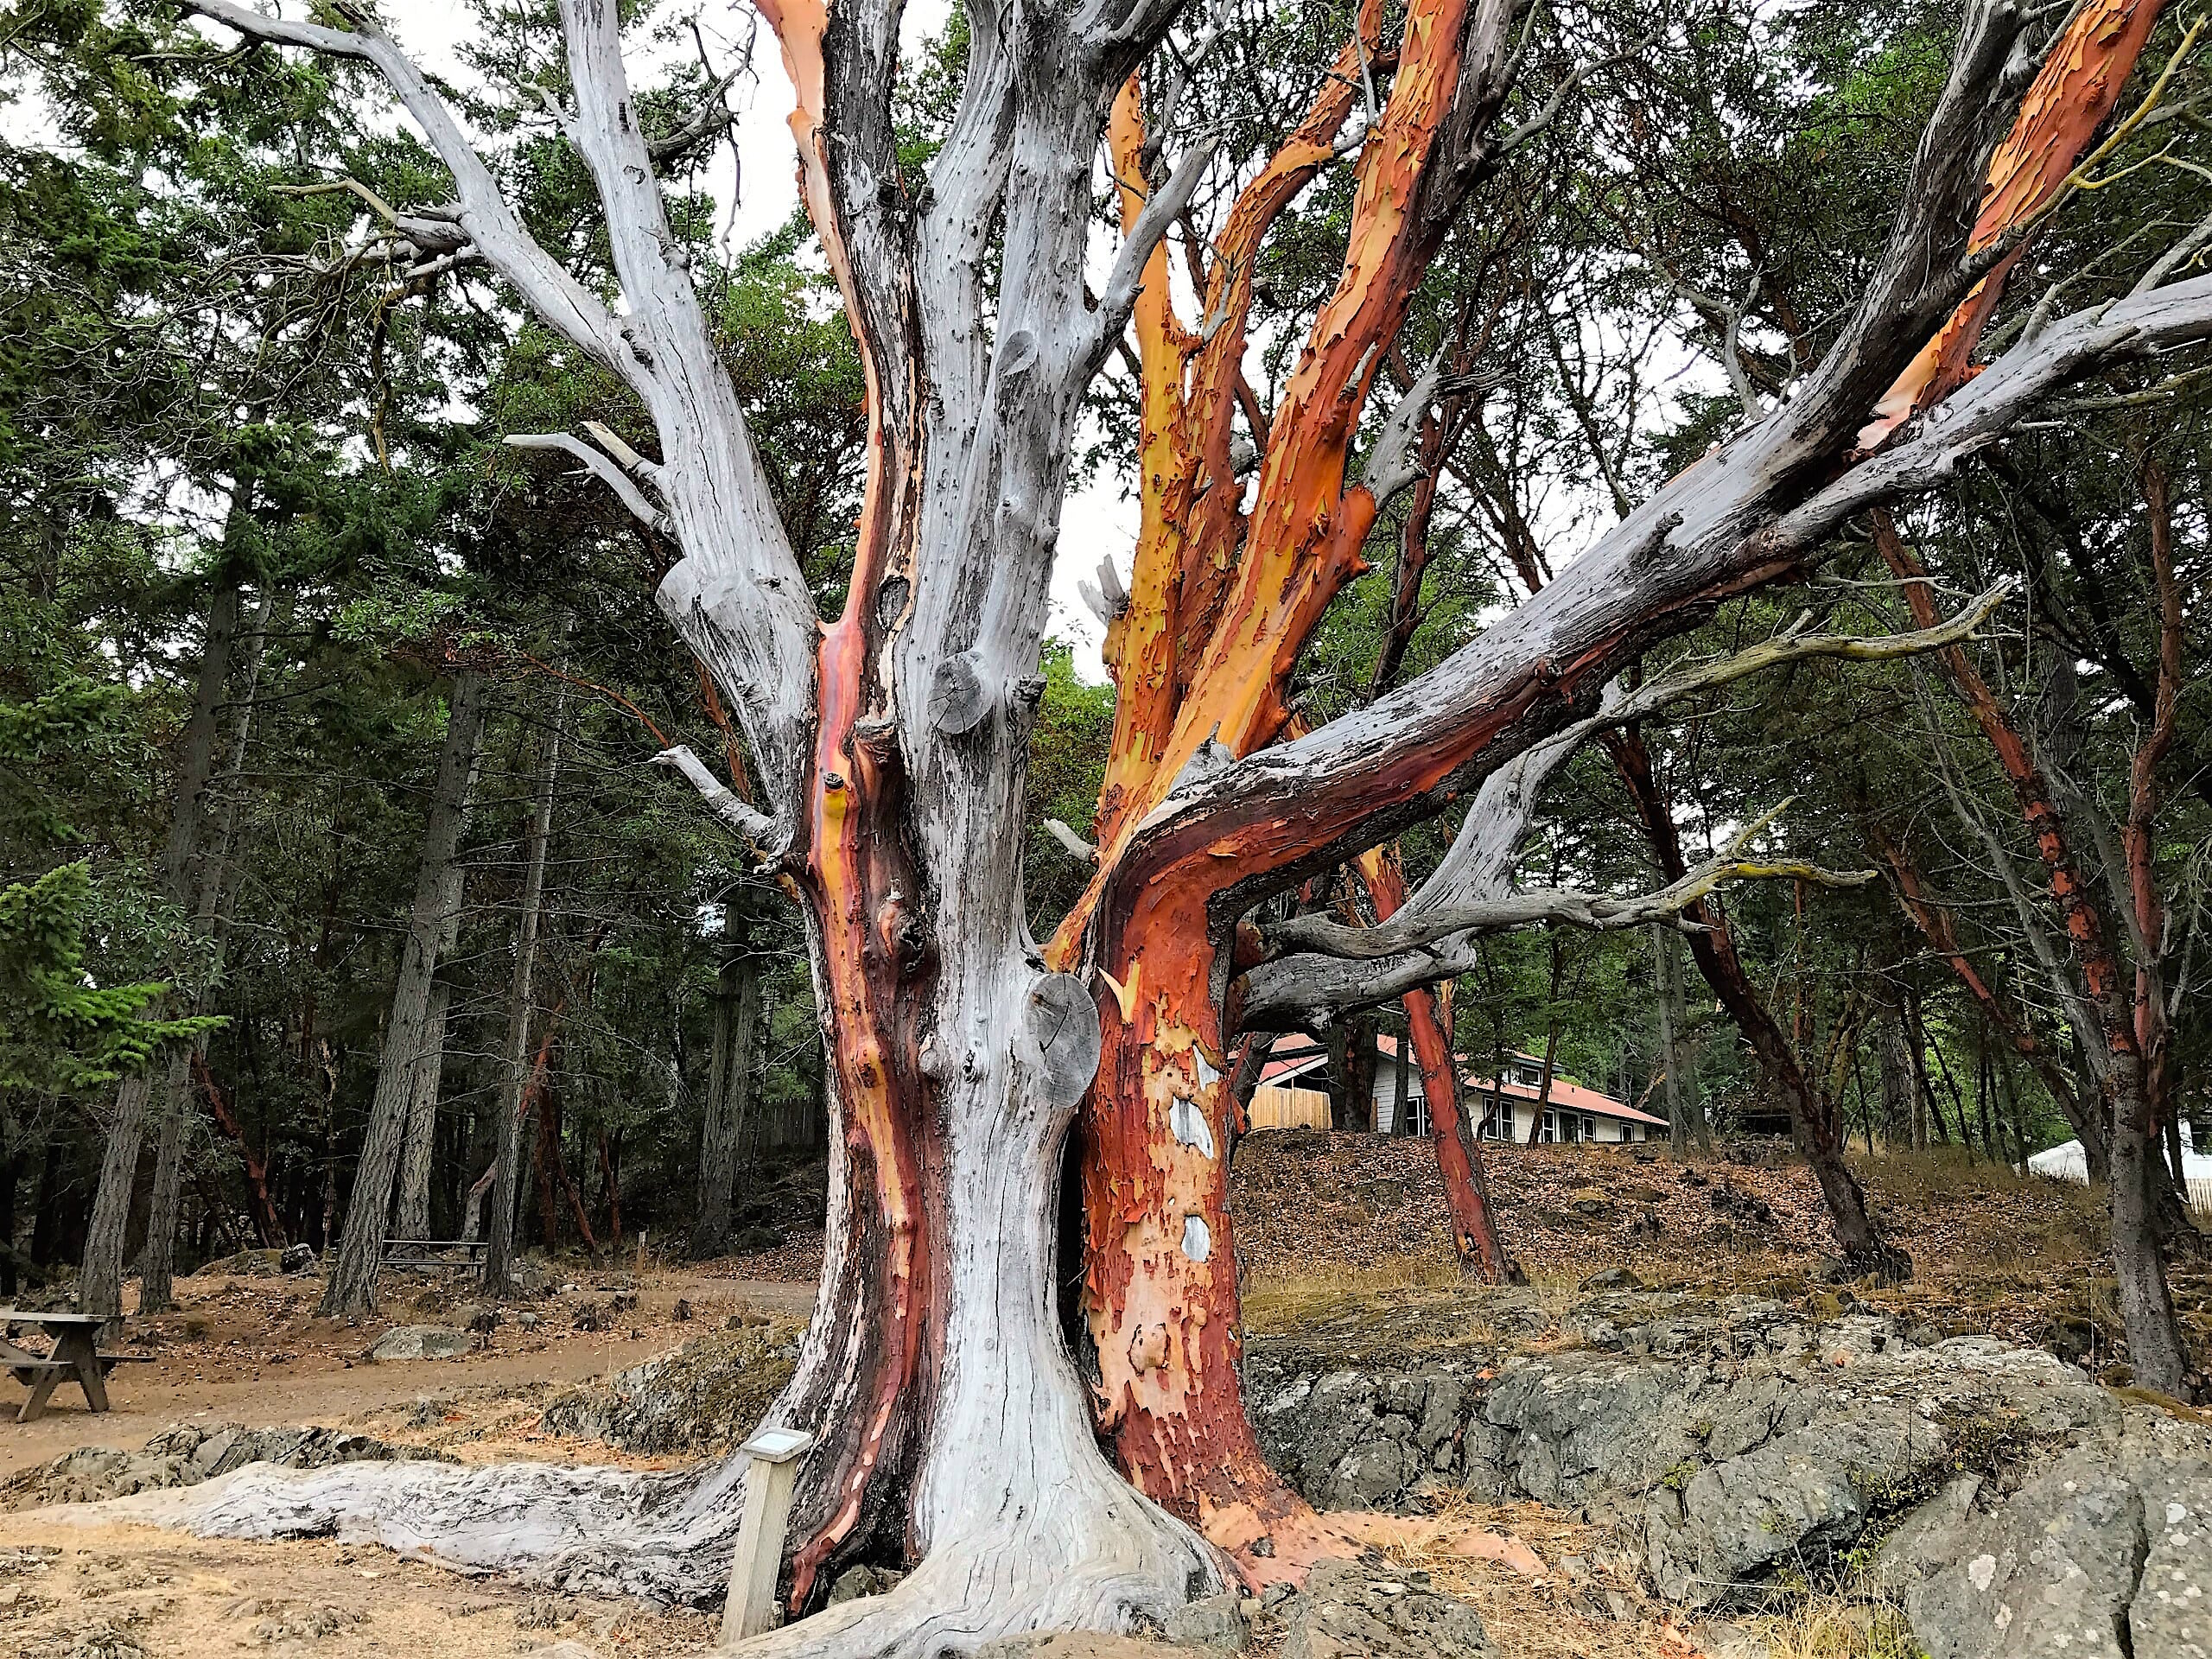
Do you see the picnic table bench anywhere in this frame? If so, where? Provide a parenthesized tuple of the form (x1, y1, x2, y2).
(379, 1238, 488, 1273)
(0, 1311, 154, 1423)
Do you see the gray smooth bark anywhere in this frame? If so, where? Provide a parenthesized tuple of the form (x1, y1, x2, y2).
(394, 730, 485, 1240)
(320, 669, 488, 1317)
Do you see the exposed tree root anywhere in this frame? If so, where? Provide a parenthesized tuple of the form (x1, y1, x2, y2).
(48, 1454, 748, 1605)
(730, 1509, 1214, 1657)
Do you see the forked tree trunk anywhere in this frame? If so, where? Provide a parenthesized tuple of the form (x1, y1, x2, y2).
(483, 702, 559, 1299)
(322, 668, 488, 1316)
(156, 0, 2209, 1642)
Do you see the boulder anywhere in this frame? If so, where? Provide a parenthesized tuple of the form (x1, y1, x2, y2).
(1278, 1560, 1491, 1659)
(1245, 1287, 2129, 1611)
(1161, 1592, 1248, 1651)
(366, 1325, 472, 1362)
(277, 1243, 319, 1275)
(1894, 1418, 2212, 1659)
(539, 1321, 802, 1454)
(1580, 1267, 1643, 1293)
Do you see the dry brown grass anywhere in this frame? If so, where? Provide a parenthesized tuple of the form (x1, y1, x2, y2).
(1229, 1131, 2197, 1370)
(1742, 1592, 1919, 1659)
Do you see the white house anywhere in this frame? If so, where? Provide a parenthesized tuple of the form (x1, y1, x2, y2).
(1249, 1036, 1667, 1143)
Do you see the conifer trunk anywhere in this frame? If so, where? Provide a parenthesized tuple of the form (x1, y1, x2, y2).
(691, 919, 760, 1259)
(81, 551, 248, 1320)
(483, 699, 559, 1299)
(321, 669, 488, 1316)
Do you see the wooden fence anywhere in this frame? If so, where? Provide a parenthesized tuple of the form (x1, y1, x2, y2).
(1248, 1084, 1332, 1132)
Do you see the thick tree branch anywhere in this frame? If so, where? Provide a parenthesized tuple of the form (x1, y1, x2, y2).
(652, 745, 778, 845)
(1242, 839, 1873, 1031)
(504, 434, 668, 533)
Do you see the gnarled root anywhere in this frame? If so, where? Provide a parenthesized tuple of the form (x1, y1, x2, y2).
(48, 1453, 749, 1605)
(731, 1455, 1222, 1659)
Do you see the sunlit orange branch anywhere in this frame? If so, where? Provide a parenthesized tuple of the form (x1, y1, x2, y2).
(1860, 0, 2166, 448)
(1096, 4, 1388, 851)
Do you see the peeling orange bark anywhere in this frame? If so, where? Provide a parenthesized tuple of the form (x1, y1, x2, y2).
(1094, 11, 1385, 852)
(1068, 0, 1510, 1560)
(1860, 0, 2164, 448)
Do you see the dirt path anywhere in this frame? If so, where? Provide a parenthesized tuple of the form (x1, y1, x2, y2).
(0, 1268, 813, 1478)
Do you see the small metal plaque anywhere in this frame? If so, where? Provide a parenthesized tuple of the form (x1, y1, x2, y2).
(741, 1427, 815, 1464)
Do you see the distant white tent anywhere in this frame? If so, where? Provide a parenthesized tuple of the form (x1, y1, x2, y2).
(2027, 1139, 2091, 1183)
(2029, 1123, 2212, 1207)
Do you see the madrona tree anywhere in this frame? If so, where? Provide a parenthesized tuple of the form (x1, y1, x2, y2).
(152, 0, 2212, 1646)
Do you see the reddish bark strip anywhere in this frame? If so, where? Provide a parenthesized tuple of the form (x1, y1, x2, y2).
(752, 0, 946, 1609)
(1876, 505, 2190, 1388)
(1868, 826, 2098, 1157)
(1065, 2, 1503, 1561)
(1861, 0, 2165, 447)
(1872, 513, 2137, 1028)
(1354, 846, 1512, 1281)
(193, 1052, 284, 1248)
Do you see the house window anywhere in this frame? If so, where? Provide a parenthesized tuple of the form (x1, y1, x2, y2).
(1540, 1109, 1557, 1143)
(1478, 1102, 1507, 1141)
(1583, 1115, 1597, 1141)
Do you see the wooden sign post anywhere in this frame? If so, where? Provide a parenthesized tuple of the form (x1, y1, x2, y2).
(719, 1427, 816, 1646)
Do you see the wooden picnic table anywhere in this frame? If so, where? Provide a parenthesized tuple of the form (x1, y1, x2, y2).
(0, 1310, 152, 1423)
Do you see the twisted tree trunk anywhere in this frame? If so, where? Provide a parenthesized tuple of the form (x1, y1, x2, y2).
(152, 0, 2212, 1643)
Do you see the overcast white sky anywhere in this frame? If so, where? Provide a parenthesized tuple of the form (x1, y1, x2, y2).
(378, 0, 1128, 678)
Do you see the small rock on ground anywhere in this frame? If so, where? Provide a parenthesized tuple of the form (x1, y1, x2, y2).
(1161, 1591, 1247, 1651)
(1278, 1559, 1492, 1659)
(367, 1324, 473, 1362)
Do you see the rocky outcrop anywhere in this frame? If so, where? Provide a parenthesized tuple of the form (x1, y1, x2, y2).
(2, 1423, 449, 1510)
(1882, 1410, 2212, 1659)
(538, 1319, 801, 1454)
(1247, 1289, 2137, 1612)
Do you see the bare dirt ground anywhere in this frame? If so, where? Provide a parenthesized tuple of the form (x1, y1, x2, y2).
(0, 1265, 814, 1480)
(0, 1521, 723, 1658)
(0, 1136, 2130, 1656)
